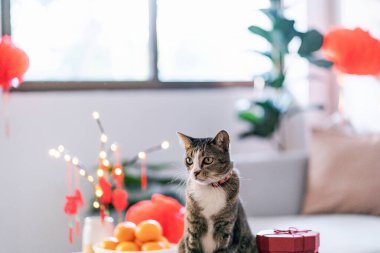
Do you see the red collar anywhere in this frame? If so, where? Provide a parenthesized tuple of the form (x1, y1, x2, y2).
(211, 171, 233, 187)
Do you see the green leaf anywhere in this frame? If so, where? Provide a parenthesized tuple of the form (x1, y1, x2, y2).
(298, 29, 324, 56)
(238, 111, 262, 124)
(248, 25, 272, 43)
(259, 8, 278, 22)
(262, 72, 285, 89)
(272, 17, 296, 47)
(307, 57, 333, 68)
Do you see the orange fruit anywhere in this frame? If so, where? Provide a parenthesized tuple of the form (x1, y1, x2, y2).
(134, 239, 143, 248)
(100, 237, 119, 250)
(135, 220, 162, 243)
(159, 236, 171, 248)
(115, 241, 140, 251)
(114, 222, 137, 242)
(141, 241, 166, 251)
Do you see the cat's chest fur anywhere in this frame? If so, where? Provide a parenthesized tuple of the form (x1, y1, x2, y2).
(188, 181, 227, 253)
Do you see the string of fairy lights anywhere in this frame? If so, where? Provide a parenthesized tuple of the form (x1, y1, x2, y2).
(49, 111, 170, 210)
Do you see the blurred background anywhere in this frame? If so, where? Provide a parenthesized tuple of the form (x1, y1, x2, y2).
(1, 0, 380, 252)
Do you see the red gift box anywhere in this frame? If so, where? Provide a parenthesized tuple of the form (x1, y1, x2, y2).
(256, 228, 320, 253)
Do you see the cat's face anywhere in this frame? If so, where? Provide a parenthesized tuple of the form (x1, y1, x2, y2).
(177, 130, 231, 185)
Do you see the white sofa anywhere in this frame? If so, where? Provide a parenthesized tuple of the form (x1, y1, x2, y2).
(236, 151, 380, 253)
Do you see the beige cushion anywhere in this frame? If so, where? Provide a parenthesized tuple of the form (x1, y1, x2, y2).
(302, 129, 380, 215)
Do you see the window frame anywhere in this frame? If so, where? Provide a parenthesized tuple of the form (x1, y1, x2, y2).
(1, 0, 254, 91)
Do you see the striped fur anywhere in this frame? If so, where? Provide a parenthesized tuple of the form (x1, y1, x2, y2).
(177, 130, 257, 253)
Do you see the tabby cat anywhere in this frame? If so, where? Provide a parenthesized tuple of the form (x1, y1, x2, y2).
(177, 130, 257, 253)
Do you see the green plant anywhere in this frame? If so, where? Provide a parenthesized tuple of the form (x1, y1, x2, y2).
(237, 0, 332, 139)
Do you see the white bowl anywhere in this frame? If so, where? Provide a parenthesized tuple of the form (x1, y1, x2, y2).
(93, 243, 178, 253)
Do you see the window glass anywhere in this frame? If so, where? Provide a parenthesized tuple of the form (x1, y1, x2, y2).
(156, 0, 272, 82)
(339, 0, 380, 132)
(11, 0, 150, 81)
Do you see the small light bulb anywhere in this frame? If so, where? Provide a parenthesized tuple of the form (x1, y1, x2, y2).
(161, 141, 170, 150)
(92, 111, 100, 120)
(64, 154, 71, 162)
(54, 152, 61, 159)
(110, 143, 118, 152)
(48, 149, 56, 157)
(72, 157, 79, 165)
(87, 175, 94, 182)
(58, 145, 65, 152)
(102, 159, 110, 167)
(115, 167, 122, 176)
(95, 186, 103, 197)
(138, 152, 146, 159)
(97, 169, 104, 177)
(99, 151, 107, 159)
(79, 169, 86, 176)
(100, 134, 108, 143)
(93, 201, 100, 209)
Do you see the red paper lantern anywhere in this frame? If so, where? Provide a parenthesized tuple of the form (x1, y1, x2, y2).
(323, 28, 380, 75)
(125, 194, 185, 243)
(112, 188, 128, 212)
(99, 177, 112, 204)
(0, 35, 29, 92)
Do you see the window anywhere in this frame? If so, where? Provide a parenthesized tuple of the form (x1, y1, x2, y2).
(337, 0, 380, 132)
(3, 0, 307, 89)
(11, 0, 150, 81)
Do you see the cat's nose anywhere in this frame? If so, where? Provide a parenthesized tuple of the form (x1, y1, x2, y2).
(194, 170, 201, 178)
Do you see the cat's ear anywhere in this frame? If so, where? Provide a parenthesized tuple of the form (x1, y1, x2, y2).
(177, 132, 194, 149)
(212, 130, 230, 151)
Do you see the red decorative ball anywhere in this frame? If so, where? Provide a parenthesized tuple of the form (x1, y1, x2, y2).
(0, 35, 29, 92)
(125, 194, 184, 243)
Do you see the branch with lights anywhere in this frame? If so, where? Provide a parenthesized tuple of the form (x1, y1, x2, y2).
(49, 112, 170, 244)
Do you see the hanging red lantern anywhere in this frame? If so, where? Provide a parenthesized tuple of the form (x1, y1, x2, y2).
(323, 28, 380, 75)
(0, 35, 29, 92)
(98, 177, 112, 204)
(112, 188, 128, 212)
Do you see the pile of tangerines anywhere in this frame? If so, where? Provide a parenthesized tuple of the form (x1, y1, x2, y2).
(100, 220, 173, 251)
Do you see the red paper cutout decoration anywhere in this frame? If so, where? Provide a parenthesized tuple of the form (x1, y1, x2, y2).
(64, 195, 78, 244)
(63, 157, 84, 244)
(64, 195, 78, 216)
(125, 194, 185, 243)
(323, 28, 380, 75)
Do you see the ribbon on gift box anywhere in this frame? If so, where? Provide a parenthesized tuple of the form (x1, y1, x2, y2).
(274, 227, 311, 235)
(256, 227, 319, 253)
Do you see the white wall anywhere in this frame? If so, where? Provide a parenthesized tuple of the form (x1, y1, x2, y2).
(0, 88, 303, 253)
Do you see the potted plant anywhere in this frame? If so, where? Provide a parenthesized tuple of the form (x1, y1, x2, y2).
(237, 0, 332, 149)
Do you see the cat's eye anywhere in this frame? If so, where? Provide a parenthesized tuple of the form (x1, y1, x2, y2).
(186, 157, 193, 165)
(203, 157, 214, 165)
